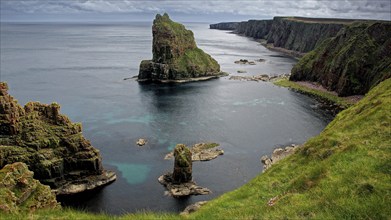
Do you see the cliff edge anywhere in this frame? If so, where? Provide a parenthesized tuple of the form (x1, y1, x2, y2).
(138, 13, 222, 82)
(0, 82, 116, 195)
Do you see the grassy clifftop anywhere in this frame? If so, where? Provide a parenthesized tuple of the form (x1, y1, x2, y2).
(191, 78, 391, 219)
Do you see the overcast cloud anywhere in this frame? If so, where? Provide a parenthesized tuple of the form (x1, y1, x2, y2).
(1, 0, 390, 22)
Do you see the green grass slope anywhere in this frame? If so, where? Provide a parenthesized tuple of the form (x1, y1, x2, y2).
(191, 78, 391, 219)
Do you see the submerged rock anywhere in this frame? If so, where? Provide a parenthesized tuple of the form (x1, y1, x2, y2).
(0, 162, 59, 213)
(0, 82, 116, 195)
(138, 13, 223, 82)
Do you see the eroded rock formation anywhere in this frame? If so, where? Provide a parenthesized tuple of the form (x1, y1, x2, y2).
(139, 13, 222, 82)
(0, 162, 59, 213)
(159, 144, 211, 197)
(0, 82, 116, 195)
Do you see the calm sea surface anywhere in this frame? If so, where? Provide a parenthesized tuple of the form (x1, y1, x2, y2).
(0, 22, 330, 214)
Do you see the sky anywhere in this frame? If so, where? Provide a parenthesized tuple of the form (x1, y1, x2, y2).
(1, 0, 390, 23)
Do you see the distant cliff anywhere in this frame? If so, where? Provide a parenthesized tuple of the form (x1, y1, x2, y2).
(236, 20, 273, 39)
(291, 21, 391, 96)
(210, 22, 238, 30)
(210, 17, 359, 55)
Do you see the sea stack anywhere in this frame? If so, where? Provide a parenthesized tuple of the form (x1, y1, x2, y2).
(138, 13, 222, 82)
(158, 144, 211, 197)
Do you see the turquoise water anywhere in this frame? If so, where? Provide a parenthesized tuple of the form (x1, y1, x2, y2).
(0, 22, 330, 214)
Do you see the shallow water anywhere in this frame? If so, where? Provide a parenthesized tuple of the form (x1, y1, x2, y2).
(0, 22, 330, 214)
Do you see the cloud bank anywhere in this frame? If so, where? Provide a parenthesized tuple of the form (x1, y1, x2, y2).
(1, 0, 390, 22)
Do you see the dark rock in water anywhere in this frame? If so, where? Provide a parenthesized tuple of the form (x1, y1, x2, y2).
(172, 144, 192, 183)
(138, 13, 223, 82)
(0, 82, 116, 195)
(0, 162, 59, 213)
(291, 21, 391, 96)
(159, 144, 211, 197)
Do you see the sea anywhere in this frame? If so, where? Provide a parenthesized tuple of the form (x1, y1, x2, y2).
(0, 21, 330, 214)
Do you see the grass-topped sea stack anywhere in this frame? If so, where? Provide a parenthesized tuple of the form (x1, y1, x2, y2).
(138, 13, 223, 82)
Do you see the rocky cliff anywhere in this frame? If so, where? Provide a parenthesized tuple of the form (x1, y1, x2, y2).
(210, 17, 359, 54)
(139, 13, 222, 82)
(266, 17, 347, 53)
(209, 22, 238, 30)
(0, 162, 59, 213)
(291, 21, 391, 96)
(0, 82, 116, 195)
(236, 20, 273, 39)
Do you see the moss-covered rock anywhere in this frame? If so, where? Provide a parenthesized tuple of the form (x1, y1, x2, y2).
(138, 13, 222, 82)
(0, 82, 116, 195)
(290, 21, 391, 96)
(173, 144, 192, 183)
(0, 162, 59, 213)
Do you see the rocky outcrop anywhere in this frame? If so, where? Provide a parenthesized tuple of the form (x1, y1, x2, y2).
(261, 144, 299, 171)
(236, 20, 273, 39)
(165, 142, 224, 161)
(139, 13, 222, 82)
(159, 144, 211, 197)
(0, 162, 59, 213)
(0, 82, 116, 195)
(291, 21, 391, 96)
(180, 201, 208, 215)
(210, 22, 238, 30)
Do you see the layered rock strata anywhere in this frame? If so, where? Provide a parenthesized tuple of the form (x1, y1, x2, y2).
(139, 13, 222, 82)
(0, 162, 59, 213)
(0, 82, 116, 195)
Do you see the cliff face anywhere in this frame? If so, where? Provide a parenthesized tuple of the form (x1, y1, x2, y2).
(139, 13, 221, 81)
(236, 20, 273, 39)
(291, 22, 391, 96)
(210, 17, 355, 54)
(0, 162, 59, 213)
(0, 82, 116, 195)
(266, 17, 345, 53)
(209, 22, 238, 30)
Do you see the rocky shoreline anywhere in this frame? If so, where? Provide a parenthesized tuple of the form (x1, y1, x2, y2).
(0, 82, 116, 197)
(260, 144, 299, 171)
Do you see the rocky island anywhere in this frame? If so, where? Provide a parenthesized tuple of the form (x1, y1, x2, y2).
(138, 13, 225, 82)
(0, 82, 116, 196)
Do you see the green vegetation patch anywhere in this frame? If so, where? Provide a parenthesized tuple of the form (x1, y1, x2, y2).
(274, 79, 353, 109)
